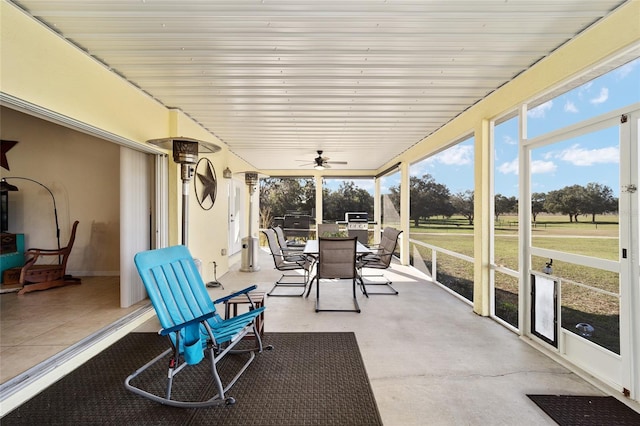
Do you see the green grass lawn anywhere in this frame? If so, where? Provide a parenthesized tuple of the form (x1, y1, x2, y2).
(409, 214, 621, 353)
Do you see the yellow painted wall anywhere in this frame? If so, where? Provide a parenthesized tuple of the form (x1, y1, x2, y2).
(0, 2, 169, 143)
(1, 1, 255, 276)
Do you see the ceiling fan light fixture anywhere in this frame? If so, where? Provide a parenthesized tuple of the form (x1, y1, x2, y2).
(314, 164, 325, 171)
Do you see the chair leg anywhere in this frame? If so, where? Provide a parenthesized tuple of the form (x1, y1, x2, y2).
(352, 277, 361, 313)
(315, 275, 320, 312)
(267, 272, 308, 297)
(315, 277, 360, 313)
(359, 271, 399, 295)
(17, 278, 82, 295)
(125, 325, 267, 408)
(305, 275, 315, 298)
(356, 268, 369, 298)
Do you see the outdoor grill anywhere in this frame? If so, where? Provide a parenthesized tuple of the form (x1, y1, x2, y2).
(345, 212, 369, 231)
(283, 213, 312, 239)
(345, 212, 369, 244)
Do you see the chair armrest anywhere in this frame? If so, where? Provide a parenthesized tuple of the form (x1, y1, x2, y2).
(212, 285, 258, 305)
(362, 249, 385, 259)
(282, 247, 303, 254)
(286, 240, 306, 247)
(159, 311, 217, 336)
(25, 248, 67, 257)
(360, 251, 389, 264)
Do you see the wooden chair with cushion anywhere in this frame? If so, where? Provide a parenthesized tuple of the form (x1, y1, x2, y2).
(18, 220, 81, 295)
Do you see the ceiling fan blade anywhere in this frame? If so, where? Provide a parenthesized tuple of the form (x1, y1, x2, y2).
(326, 161, 348, 165)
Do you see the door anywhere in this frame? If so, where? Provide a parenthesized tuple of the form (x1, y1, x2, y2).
(119, 147, 152, 308)
(523, 105, 639, 398)
(228, 177, 245, 255)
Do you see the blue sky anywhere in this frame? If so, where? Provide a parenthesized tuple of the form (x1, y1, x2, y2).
(337, 58, 639, 198)
(495, 57, 639, 198)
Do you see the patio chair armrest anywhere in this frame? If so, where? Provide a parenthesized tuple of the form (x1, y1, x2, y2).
(212, 285, 258, 305)
(159, 311, 217, 336)
(368, 246, 386, 254)
(360, 251, 388, 265)
(282, 247, 303, 254)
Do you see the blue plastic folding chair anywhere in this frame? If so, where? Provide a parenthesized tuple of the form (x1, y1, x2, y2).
(125, 245, 271, 408)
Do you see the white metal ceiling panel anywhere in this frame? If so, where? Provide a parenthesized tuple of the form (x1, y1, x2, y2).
(9, 0, 628, 171)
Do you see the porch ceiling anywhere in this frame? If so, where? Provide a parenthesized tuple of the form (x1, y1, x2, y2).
(10, 0, 627, 172)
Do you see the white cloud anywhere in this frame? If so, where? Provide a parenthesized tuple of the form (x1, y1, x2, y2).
(577, 81, 593, 99)
(503, 135, 518, 145)
(497, 158, 518, 175)
(431, 144, 473, 166)
(556, 144, 619, 166)
(615, 58, 638, 79)
(409, 163, 424, 175)
(590, 87, 609, 104)
(531, 160, 557, 174)
(497, 158, 556, 175)
(528, 100, 553, 118)
(564, 101, 579, 113)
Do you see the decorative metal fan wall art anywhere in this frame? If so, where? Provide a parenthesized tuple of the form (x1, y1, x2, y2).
(194, 158, 217, 210)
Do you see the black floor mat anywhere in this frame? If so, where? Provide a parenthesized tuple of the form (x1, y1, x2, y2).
(528, 394, 640, 426)
(3, 332, 383, 426)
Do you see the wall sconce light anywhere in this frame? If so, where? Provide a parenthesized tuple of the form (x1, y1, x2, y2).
(223, 167, 232, 179)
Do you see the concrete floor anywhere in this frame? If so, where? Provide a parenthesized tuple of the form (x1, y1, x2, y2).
(4, 246, 635, 423)
(134, 249, 611, 425)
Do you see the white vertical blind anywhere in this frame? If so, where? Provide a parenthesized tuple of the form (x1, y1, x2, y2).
(154, 154, 169, 249)
(120, 146, 151, 307)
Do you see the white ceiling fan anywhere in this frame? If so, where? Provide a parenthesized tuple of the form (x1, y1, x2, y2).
(298, 150, 348, 170)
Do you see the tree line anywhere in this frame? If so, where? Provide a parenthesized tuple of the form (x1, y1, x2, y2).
(259, 175, 618, 228)
(388, 175, 617, 225)
(259, 178, 373, 226)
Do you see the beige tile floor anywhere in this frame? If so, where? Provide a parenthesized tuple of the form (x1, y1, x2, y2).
(2, 249, 639, 424)
(0, 276, 147, 383)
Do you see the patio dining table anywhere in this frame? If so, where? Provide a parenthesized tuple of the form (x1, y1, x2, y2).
(302, 239, 372, 257)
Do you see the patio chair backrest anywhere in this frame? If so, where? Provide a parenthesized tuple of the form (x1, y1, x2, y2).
(318, 237, 357, 279)
(273, 226, 289, 249)
(134, 245, 224, 346)
(263, 228, 286, 267)
(317, 223, 339, 237)
(378, 227, 402, 267)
